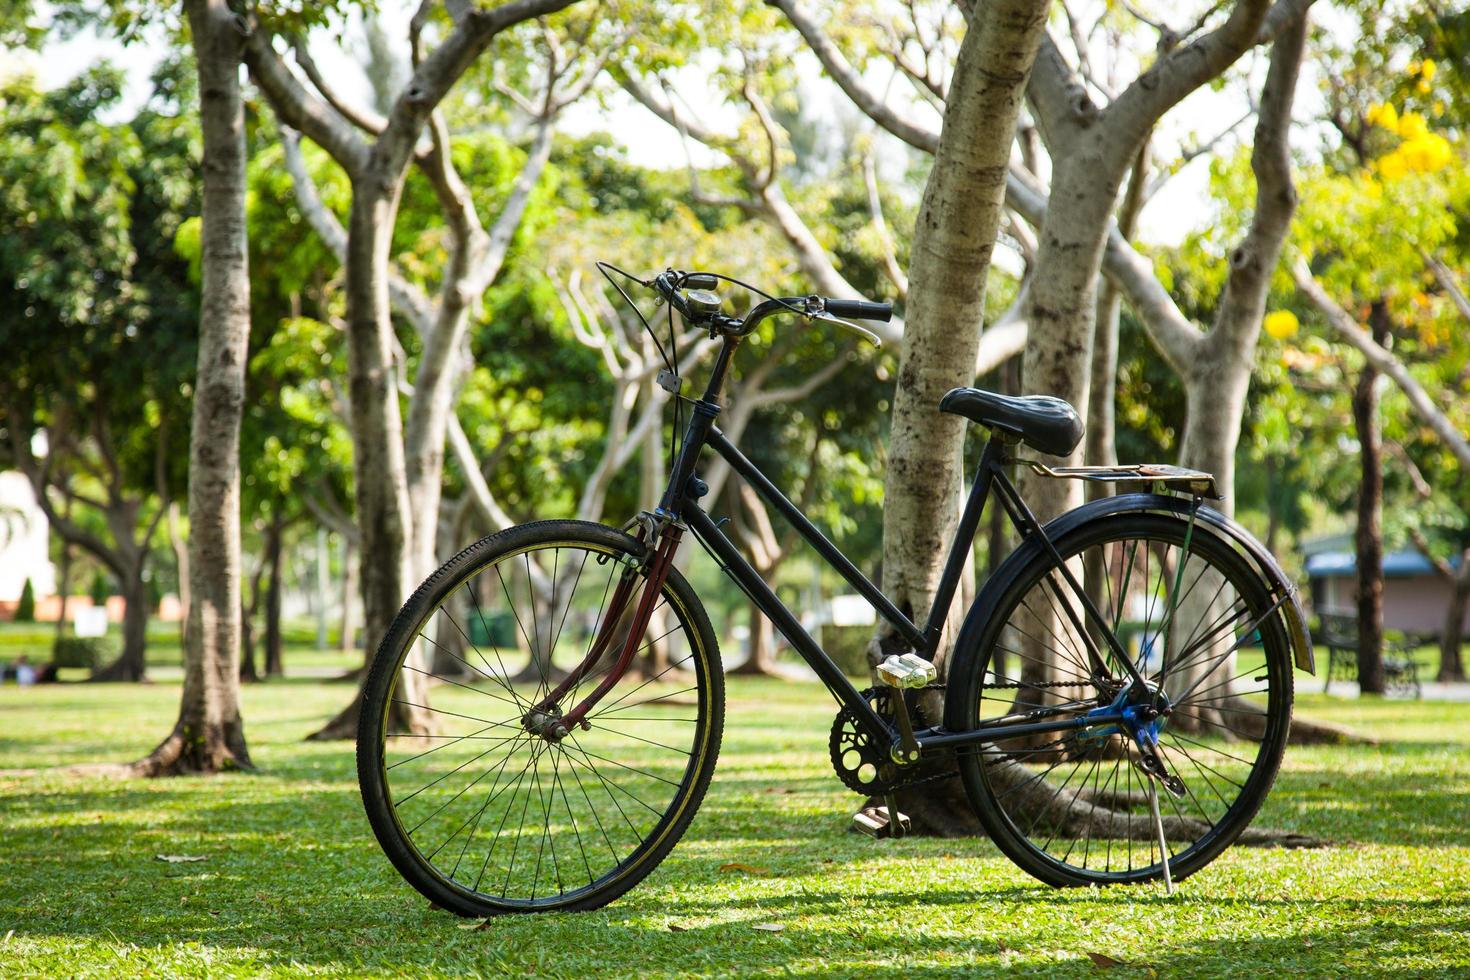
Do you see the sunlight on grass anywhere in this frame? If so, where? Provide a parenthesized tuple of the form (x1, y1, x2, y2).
(1, 677, 1468, 976)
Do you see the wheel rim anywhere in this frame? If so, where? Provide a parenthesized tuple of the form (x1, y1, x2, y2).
(374, 539, 715, 909)
(971, 516, 1289, 881)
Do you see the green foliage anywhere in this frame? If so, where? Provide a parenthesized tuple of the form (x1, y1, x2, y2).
(49, 635, 113, 670)
(88, 573, 111, 606)
(819, 624, 870, 676)
(14, 578, 35, 622)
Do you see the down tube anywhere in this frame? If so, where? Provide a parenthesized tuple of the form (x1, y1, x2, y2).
(681, 503, 891, 743)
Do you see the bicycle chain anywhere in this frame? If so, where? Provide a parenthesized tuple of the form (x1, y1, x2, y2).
(829, 678, 1113, 796)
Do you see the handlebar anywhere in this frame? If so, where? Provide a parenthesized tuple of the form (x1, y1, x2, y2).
(650, 268, 892, 348)
(824, 298, 893, 323)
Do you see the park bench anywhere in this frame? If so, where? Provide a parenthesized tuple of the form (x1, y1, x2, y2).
(1316, 612, 1426, 698)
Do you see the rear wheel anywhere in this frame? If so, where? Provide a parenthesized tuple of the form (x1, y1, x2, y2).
(947, 512, 1293, 886)
(358, 520, 723, 916)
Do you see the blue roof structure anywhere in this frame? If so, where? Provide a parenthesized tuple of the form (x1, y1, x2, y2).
(1305, 550, 1460, 579)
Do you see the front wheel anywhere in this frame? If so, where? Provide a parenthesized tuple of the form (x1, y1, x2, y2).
(358, 520, 724, 916)
(947, 511, 1294, 887)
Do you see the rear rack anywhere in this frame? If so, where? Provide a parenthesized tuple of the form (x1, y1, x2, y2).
(1023, 462, 1221, 500)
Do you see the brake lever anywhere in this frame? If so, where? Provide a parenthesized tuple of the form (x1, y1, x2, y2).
(809, 311, 883, 349)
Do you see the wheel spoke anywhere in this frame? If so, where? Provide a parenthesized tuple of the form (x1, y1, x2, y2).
(367, 532, 717, 910)
(969, 521, 1291, 885)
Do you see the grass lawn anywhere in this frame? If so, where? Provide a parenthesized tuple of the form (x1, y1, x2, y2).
(1, 676, 1467, 977)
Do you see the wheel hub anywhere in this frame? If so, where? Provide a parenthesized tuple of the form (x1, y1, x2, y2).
(522, 705, 568, 742)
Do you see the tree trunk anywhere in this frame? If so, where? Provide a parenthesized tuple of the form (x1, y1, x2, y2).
(135, 0, 252, 774)
(731, 589, 780, 677)
(94, 568, 149, 682)
(54, 542, 72, 642)
(877, 0, 1049, 675)
(264, 512, 285, 678)
(1438, 548, 1469, 683)
(1352, 302, 1389, 695)
(308, 184, 429, 740)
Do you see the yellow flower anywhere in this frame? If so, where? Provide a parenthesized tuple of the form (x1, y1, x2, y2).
(1366, 103, 1399, 131)
(1418, 78, 1433, 95)
(1421, 59, 1437, 81)
(1264, 310, 1300, 340)
(1400, 133, 1453, 173)
(1377, 149, 1409, 180)
(1397, 112, 1429, 139)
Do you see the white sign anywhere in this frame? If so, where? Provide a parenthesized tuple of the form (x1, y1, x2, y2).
(75, 606, 109, 638)
(829, 594, 876, 627)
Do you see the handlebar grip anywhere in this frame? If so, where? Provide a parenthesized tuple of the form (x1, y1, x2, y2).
(825, 298, 893, 322)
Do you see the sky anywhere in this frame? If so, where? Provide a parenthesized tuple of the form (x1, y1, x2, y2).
(4, 1, 1336, 251)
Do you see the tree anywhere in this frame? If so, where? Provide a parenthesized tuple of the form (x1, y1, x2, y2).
(0, 66, 195, 682)
(137, 0, 254, 774)
(15, 579, 35, 623)
(875, 0, 1049, 669)
(243, 0, 584, 737)
(1286, 31, 1468, 687)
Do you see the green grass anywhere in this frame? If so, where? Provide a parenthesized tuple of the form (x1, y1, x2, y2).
(0, 620, 365, 675)
(1, 678, 1467, 977)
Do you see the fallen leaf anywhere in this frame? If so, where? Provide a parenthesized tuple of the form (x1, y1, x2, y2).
(718, 862, 770, 875)
(457, 920, 488, 930)
(752, 922, 785, 933)
(3, 930, 13, 945)
(155, 854, 207, 864)
(668, 923, 689, 932)
(1087, 952, 1126, 968)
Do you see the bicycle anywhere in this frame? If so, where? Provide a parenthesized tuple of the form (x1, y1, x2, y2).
(357, 264, 1316, 916)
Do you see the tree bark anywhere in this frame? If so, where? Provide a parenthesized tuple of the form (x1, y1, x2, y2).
(91, 567, 150, 683)
(1352, 302, 1388, 696)
(877, 0, 1049, 677)
(1441, 551, 1470, 683)
(264, 511, 285, 678)
(136, 0, 252, 775)
(308, 188, 428, 741)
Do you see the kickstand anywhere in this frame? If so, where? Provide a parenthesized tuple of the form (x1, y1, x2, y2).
(1146, 778, 1175, 895)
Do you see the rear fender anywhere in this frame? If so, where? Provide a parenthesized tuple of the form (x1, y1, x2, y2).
(953, 493, 1314, 680)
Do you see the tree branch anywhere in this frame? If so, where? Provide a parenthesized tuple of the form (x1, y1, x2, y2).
(1100, 0, 1273, 156)
(243, 27, 371, 175)
(864, 151, 908, 298)
(291, 34, 389, 135)
(1425, 252, 1470, 324)
(766, 0, 940, 154)
(278, 128, 436, 333)
(1293, 258, 1470, 471)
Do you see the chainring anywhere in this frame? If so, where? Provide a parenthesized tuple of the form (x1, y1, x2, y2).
(828, 688, 907, 795)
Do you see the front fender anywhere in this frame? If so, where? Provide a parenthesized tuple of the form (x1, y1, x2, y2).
(953, 493, 1314, 677)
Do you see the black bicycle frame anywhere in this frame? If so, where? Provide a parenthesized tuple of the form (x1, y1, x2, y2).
(655, 335, 1139, 758)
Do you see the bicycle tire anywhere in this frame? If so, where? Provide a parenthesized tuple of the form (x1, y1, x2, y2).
(358, 520, 724, 916)
(946, 511, 1294, 887)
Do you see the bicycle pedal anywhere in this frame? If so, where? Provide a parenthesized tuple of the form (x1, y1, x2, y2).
(851, 805, 911, 839)
(876, 653, 936, 690)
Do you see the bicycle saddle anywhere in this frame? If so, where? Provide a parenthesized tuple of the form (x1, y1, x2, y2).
(939, 387, 1084, 457)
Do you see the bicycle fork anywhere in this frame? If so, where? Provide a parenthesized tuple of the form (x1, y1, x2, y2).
(522, 524, 685, 741)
